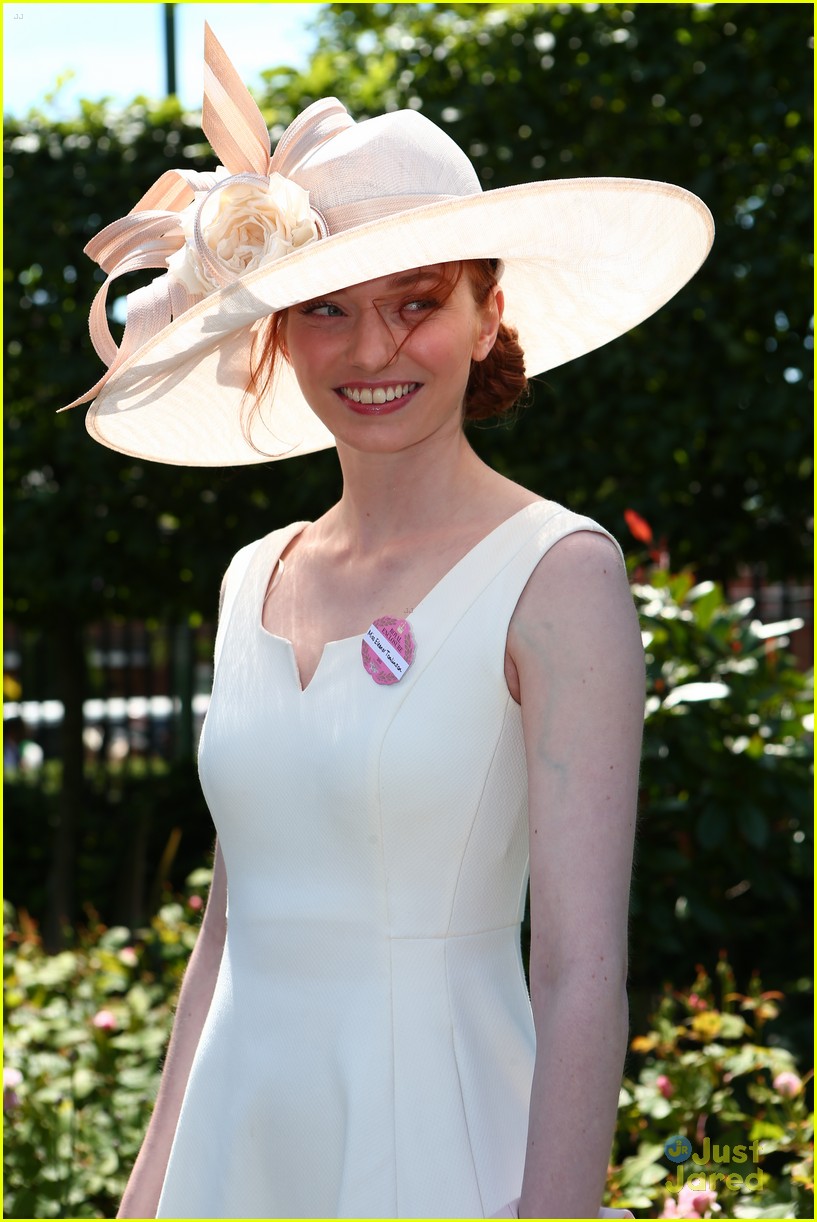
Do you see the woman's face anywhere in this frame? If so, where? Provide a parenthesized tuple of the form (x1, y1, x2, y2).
(282, 265, 502, 454)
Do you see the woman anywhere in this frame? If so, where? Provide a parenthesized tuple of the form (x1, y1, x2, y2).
(65, 27, 713, 1219)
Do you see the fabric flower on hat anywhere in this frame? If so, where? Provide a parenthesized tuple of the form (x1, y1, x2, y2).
(167, 172, 320, 296)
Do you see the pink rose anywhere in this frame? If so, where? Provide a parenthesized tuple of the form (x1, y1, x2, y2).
(188, 894, 204, 912)
(657, 1074, 675, 1098)
(92, 1009, 117, 1031)
(773, 1070, 802, 1097)
(681, 1183, 720, 1217)
(3, 1067, 22, 1112)
(690, 1189, 719, 1216)
(661, 1184, 721, 1219)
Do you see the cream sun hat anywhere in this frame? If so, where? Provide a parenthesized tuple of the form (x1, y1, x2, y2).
(63, 24, 714, 467)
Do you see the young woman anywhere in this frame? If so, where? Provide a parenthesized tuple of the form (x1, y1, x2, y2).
(65, 27, 713, 1219)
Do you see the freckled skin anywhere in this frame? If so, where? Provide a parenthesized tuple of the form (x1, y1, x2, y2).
(508, 529, 643, 1217)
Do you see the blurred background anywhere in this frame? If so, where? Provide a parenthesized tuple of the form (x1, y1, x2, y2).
(4, 4, 813, 1217)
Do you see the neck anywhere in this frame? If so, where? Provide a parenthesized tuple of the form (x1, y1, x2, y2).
(323, 423, 495, 554)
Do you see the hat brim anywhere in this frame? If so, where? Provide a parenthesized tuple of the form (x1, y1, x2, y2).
(85, 177, 714, 466)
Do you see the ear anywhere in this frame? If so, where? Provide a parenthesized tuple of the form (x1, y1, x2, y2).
(471, 286, 504, 362)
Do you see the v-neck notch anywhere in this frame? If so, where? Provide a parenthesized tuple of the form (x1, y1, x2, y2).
(256, 501, 549, 694)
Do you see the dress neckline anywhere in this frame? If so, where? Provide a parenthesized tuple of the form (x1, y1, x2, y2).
(257, 499, 549, 694)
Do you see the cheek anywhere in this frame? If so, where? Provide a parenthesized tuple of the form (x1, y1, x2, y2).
(408, 322, 473, 373)
(282, 325, 321, 380)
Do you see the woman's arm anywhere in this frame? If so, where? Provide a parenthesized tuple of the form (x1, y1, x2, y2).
(507, 530, 644, 1219)
(117, 839, 228, 1219)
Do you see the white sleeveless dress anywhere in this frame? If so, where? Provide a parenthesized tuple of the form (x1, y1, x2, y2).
(156, 499, 622, 1219)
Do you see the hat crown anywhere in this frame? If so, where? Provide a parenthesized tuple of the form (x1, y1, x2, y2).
(289, 109, 482, 226)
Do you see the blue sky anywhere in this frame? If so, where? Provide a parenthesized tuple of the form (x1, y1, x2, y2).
(4, 3, 326, 118)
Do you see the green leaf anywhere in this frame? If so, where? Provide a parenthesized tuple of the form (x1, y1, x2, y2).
(185, 867, 214, 888)
(618, 1143, 667, 1185)
(71, 1066, 97, 1100)
(687, 580, 724, 628)
(740, 804, 770, 849)
(749, 1120, 786, 1143)
(696, 804, 729, 849)
(719, 1012, 749, 1039)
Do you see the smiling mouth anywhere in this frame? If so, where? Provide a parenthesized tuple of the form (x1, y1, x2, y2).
(338, 382, 420, 405)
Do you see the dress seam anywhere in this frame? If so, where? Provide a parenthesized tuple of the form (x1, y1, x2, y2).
(441, 696, 516, 1221)
(444, 694, 516, 937)
(389, 922, 520, 941)
(375, 698, 400, 1219)
(444, 937, 485, 1217)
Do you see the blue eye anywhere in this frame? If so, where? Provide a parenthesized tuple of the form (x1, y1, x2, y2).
(403, 298, 438, 313)
(301, 301, 344, 317)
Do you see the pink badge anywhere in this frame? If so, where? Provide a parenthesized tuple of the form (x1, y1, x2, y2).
(361, 616, 416, 685)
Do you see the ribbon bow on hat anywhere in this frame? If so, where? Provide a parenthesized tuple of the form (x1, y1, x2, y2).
(64, 24, 352, 411)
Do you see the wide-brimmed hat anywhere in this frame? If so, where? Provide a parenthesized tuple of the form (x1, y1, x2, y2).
(63, 24, 714, 467)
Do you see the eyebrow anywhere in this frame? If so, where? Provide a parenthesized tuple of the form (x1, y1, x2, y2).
(387, 270, 439, 289)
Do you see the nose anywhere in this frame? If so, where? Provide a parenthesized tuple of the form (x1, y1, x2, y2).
(346, 307, 398, 372)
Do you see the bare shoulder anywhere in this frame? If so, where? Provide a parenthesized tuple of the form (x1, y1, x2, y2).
(526, 523, 625, 579)
(508, 527, 643, 687)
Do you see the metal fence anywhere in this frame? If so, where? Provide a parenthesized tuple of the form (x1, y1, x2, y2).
(724, 573, 813, 671)
(3, 619, 216, 774)
(3, 574, 812, 774)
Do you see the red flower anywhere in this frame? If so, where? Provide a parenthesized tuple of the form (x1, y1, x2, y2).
(656, 1073, 675, 1099)
(624, 508, 654, 544)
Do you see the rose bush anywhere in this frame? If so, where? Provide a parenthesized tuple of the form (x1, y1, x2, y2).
(3, 890, 205, 1219)
(4, 883, 812, 1220)
(607, 960, 813, 1219)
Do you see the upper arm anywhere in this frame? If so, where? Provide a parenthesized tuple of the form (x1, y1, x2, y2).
(213, 559, 234, 678)
(507, 530, 644, 1005)
(219, 568, 229, 618)
(203, 570, 232, 951)
(199, 839, 228, 951)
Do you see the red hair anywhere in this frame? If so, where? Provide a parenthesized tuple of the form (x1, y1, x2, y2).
(460, 260, 528, 421)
